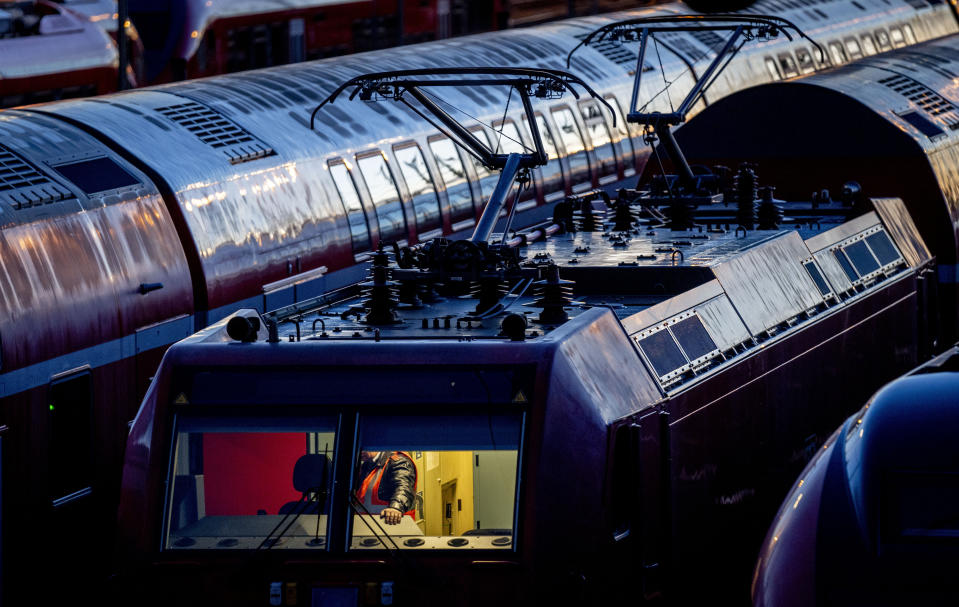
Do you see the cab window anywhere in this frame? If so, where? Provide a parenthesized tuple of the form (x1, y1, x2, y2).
(357, 152, 408, 245)
(429, 136, 476, 228)
(164, 415, 338, 550)
(551, 106, 591, 193)
(351, 413, 522, 550)
(394, 144, 442, 239)
(328, 160, 372, 255)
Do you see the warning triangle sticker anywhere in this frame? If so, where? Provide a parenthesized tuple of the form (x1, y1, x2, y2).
(512, 390, 528, 404)
(174, 393, 189, 405)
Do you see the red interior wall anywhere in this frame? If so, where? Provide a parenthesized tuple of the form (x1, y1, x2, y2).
(203, 433, 304, 515)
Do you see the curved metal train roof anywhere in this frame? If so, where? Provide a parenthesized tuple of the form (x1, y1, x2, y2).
(10, 0, 956, 312)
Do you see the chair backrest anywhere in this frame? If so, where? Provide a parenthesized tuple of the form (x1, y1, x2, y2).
(293, 453, 330, 494)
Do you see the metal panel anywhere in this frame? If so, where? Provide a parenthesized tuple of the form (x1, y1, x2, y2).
(813, 248, 855, 294)
(622, 280, 724, 335)
(693, 294, 751, 352)
(712, 232, 823, 335)
(871, 197, 932, 268)
(805, 211, 880, 254)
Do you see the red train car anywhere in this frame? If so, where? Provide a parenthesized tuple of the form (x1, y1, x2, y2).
(0, 0, 117, 107)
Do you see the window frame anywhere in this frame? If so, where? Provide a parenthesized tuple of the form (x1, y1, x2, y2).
(327, 158, 373, 258)
(550, 104, 592, 193)
(392, 141, 444, 242)
(578, 98, 619, 184)
(427, 134, 478, 231)
(355, 149, 410, 247)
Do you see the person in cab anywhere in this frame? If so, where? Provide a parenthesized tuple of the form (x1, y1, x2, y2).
(356, 451, 417, 524)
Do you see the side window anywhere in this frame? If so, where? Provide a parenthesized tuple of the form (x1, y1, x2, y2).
(429, 137, 476, 227)
(796, 47, 816, 74)
(902, 24, 916, 45)
(606, 95, 636, 175)
(551, 106, 591, 193)
(329, 160, 372, 255)
(579, 100, 617, 183)
(844, 37, 862, 60)
(890, 27, 905, 48)
(530, 113, 566, 201)
(357, 152, 407, 245)
(352, 413, 522, 549)
(861, 34, 877, 56)
(468, 126, 499, 203)
(828, 41, 847, 65)
(875, 29, 892, 51)
(394, 144, 443, 238)
(49, 372, 93, 504)
(777, 53, 799, 78)
(764, 56, 781, 80)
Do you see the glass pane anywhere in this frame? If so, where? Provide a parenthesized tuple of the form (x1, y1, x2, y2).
(834, 249, 860, 282)
(605, 96, 635, 158)
(876, 29, 891, 51)
(353, 414, 522, 550)
(533, 114, 564, 200)
(804, 261, 832, 297)
(329, 162, 371, 253)
(580, 101, 616, 178)
(394, 145, 442, 235)
(469, 128, 499, 203)
(165, 416, 338, 550)
(637, 330, 687, 378)
(429, 137, 475, 223)
(828, 42, 846, 65)
(844, 240, 880, 277)
(490, 121, 526, 155)
(670, 315, 716, 361)
(866, 231, 900, 267)
(551, 107, 590, 190)
(861, 34, 877, 56)
(358, 154, 407, 244)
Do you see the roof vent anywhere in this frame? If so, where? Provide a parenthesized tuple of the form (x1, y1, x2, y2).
(0, 144, 73, 209)
(156, 101, 275, 164)
(880, 74, 959, 131)
(573, 33, 650, 70)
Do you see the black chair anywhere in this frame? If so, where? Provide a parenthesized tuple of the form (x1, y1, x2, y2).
(279, 454, 330, 515)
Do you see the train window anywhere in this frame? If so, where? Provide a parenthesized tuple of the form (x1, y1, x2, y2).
(164, 415, 338, 550)
(605, 95, 636, 176)
(827, 42, 847, 65)
(844, 38, 862, 60)
(48, 372, 93, 504)
(353, 413, 522, 550)
(328, 161, 372, 255)
(357, 153, 408, 245)
(843, 241, 880, 277)
(637, 329, 687, 378)
(490, 120, 526, 155)
(903, 24, 917, 46)
(468, 126, 499, 203)
(289, 18, 306, 63)
(394, 144, 443, 238)
(764, 57, 781, 80)
(803, 261, 832, 297)
(796, 48, 816, 74)
(865, 231, 901, 267)
(876, 29, 892, 51)
(834, 249, 860, 283)
(53, 157, 139, 195)
(551, 106, 591, 193)
(530, 113, 565, 202)
(429, 137, 476, 228)
(861, 34, 877, 56)
(890, 27, 905, 48)
(579, 100, 617, 184)
(777, 54, 799, 78)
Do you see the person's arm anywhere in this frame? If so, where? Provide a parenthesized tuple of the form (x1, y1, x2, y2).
(385, 454, 416, 513)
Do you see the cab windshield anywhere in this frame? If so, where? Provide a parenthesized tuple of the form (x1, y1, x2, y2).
(164, 415, 337, 550)
(351, 413, 522, 550)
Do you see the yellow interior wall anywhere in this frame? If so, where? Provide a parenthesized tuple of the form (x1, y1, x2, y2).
(422, 451, 475, 536)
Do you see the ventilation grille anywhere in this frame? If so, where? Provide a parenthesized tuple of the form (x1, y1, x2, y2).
(689, 30, 725, 52)
(574, 33, 650, 70)
(0, 145, 73, 209)
(156, 101, 275, 164)
(880, 74, 959, 132)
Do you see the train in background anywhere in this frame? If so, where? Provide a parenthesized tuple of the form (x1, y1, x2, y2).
(0, 0, 118, 107)
(0, 0, 955, 600)
(753, 343, 959, 607)
(110, 29, 959, 605)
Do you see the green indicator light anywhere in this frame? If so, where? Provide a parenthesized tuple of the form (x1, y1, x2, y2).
(49, 404, 55, 412)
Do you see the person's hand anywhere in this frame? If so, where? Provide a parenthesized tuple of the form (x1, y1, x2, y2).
(381, 507, 402, 525)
